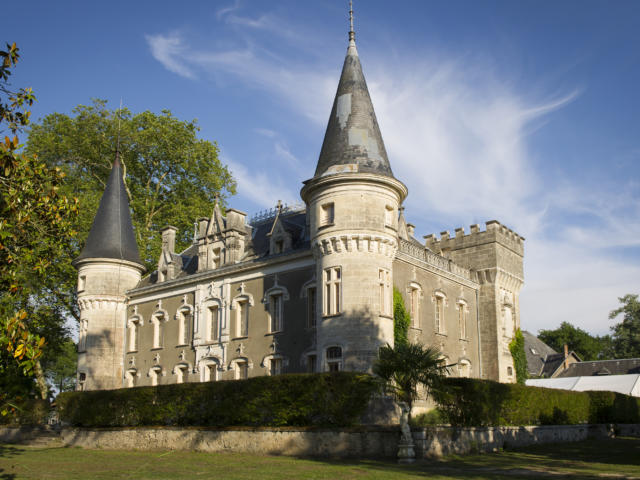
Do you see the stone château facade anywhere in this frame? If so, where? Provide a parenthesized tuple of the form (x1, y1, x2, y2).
(74, 21, 524, 392)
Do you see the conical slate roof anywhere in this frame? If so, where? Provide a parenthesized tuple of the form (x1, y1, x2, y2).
(314, 35, 393, 178)
(74, 156, 143, 266)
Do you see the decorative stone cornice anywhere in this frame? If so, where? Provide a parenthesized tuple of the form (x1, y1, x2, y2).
(78, 295, 127, 312)
(312, 233, 397, 258)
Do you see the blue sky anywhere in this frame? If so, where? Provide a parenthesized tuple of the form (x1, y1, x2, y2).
(6, 1, 640, 336)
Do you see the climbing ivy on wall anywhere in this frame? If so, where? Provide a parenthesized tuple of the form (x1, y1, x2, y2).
(393, 287, 410, 347)
(509, 329, 528, 384)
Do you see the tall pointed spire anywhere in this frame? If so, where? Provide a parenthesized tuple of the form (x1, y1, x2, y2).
(313, 1, 393, 179)
(74, 157, 143, 266)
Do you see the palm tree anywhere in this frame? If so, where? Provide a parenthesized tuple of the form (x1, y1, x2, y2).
(373, 342, 450, 419)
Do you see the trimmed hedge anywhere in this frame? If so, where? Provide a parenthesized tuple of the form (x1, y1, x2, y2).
(0, 398, 50, 426)
(433, 377, 640, 426)
(57, 372, 377, 428)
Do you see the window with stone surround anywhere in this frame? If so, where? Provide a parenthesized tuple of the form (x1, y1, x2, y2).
(128, 317, 141, 352)
(409, 283, 421, 328)
(177, 308, 191, 346)
(175, 364, 188, 384)
(125, 369, 137, 388)
(269, 358, 282, 376)
(458, 359, 471, 378)
(320, 202, 334, 226)
(149, 366, 162, 386)
(307, 287, 317, 327)
(268, 293, 283, 333)
(235, 360, 249, 380)
(306, 353, 317, 373)
(323, 267, 341, 316)
(434, 292, 446, 334)
(326, 346, 342, 372)
(457, 300, 467, 339)
(206, 305, 219, 342)
(236, 300, 249, 337)
(151, 313, 164, 349)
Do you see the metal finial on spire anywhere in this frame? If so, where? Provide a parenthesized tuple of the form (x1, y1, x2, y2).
(349, 0, 355, 44)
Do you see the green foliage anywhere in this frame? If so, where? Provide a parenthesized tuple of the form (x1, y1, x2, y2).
(609, 294, 640, 358)
(43, 338, 77, 394)
(508, 329, 528, 384)
(432, 377, 640, 427)
(538, 321, 611, 361)
(1, 43, 78, 408)
(373, 342, 448, 415)
(410, 408, 445, 427)
(393, 287, 410, 347)
(0, 398, 49, 425)
(57, 373, 377, 428)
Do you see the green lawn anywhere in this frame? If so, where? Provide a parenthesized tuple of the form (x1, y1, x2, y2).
(1, 437, 639, 479)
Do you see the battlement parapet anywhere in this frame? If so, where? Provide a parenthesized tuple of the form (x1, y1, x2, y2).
(397, 239, 474, 281)
(424, 220, 524, 256)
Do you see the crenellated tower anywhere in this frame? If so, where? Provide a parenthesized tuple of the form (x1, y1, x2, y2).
(72, 156, 145, 390)
(301, 14, 407, 372)
(425, 221, 525, 382)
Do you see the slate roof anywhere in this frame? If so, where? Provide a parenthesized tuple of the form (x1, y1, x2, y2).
(522, 330, 558, 377)
(314, 32, 394, 178)
(139, 209, 309, 287)
(556, 358, 640, 377)
(74, 157, 143, 267)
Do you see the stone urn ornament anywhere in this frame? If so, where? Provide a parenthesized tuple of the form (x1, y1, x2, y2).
(397, 402, 416, 464)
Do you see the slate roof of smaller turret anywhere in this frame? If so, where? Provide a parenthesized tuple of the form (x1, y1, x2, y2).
(74, 157, 143, 266)
(314, 29, 394, 178)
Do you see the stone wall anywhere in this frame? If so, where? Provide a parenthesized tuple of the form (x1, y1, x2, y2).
(3, 423, 637, 459)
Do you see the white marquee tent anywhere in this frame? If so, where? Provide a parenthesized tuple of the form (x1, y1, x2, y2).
(526, 374, 640, 397)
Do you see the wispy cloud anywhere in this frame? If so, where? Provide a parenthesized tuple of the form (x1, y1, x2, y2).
(145, 32, 196, 79)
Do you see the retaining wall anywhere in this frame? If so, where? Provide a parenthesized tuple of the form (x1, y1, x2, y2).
(1, 424, 638, 458)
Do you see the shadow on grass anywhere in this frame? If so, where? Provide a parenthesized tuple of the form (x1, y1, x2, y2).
(0, 444, 23, 480)
(293, 437, 640, 479)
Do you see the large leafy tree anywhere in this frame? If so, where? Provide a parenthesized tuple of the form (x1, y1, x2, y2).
(609, 294, 640, 358)
(25, 100, 237, 323)
(538, 321, 611, 361)
(1, 42, 78, 407)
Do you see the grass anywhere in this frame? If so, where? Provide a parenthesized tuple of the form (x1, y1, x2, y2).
(0, 437, 639, 479)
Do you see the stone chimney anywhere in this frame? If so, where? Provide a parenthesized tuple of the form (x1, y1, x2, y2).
(160, 226, 177, 254)
(563, 344, 569, 369)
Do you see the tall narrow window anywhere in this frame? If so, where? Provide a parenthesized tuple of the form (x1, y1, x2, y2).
(78, 275, 86, 292)
(203, 362, 217, 382)
(378, 269, 391, 315)
(152, 314, 163, 349)
(269, 294, 283, 332)
(128, 319, 140, 352)
(269, 358, 282, 376)
(236, 360, 249, 380)
(434, 295, 445, 334)
(326, 346, 342, 372)
(236, 301, 249, 337)
(150, 367, 161, 386)
(176, 365, 188, 384)
(320, 202, 334, 225)
(458, 302, 467, 339)
(206, 305, 219, 342)
(410, 286, 420, 328)
(126, 370, 136, 388)
(177, 310, 190, 346)
(385, 205, 394, 226)
(307, 354, 317, 373)
(323, 267, 341, 315)
(307, 287, 317, 327)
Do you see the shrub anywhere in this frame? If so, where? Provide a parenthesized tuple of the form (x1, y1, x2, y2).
(393, 287, 410, 347)
(431, 377, 640, 426)
(410, 408, 445, 427)
(509, 329, 528, 384)
(57, 372, 377, 428)
(0, 398, 50, 426)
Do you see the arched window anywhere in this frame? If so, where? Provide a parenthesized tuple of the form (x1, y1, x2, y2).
(128, 317, 141, 352)
(326, 346, 342, 372)
(149, 366, 162, 386)
(200, 358, 219, 382)
(458, 359, 471, 378)
(126, 369, 137, 388)
(151, 312, 166, 349)
(264, 285, 289, 333)
(177, 308, 192, 346)
(174, 363, 189, 384)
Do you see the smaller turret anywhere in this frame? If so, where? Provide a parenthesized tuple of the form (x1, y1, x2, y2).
(73, 156, 145, 390)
